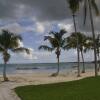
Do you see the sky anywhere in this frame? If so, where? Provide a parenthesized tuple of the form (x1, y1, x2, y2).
(0, 0, 100, 63)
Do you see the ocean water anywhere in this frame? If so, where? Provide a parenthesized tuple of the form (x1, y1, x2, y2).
(0, 62, 96, 75)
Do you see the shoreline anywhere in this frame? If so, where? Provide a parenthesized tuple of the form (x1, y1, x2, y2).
(0, 70, 99, 100)
(0, 69, 97, 84)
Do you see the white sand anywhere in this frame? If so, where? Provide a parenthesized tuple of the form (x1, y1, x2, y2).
(0, 70, 99, 100)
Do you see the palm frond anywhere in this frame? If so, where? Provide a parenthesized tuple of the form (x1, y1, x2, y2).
(49, 31, 56, 35)
(61, 38, 66, 48)
(38, 45, 54, 52)
(0, 43, 5, 51)
(91, 0, 99, 16)
(44, 36, 51, 41)
(63, 44, 70, 50)
(12, 47, 30, 54)
(0, 29, 23, 49)
(68, 0, 80, 14)
(59, 29, 67, 36)
(44, 36, 59, 48)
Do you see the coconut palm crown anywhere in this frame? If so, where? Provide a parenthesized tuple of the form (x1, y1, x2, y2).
(67, 0, 80, 14)
(64, 32, 88, 73)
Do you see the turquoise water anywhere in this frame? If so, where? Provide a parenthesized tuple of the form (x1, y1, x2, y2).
(0, 62, 96, 74)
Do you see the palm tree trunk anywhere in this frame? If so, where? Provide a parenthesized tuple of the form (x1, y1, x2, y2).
(98, 35, 100, 71)
(72, 14, 80, 77)
(52, 50, 60, 77)
(97, 53, 100, 71)
(57, 56, 60, 75)
(98, 60, 100, 72)
(3, 62, 8, 81)
(88, 0, 98, 76)
(81, 50, 85, 73)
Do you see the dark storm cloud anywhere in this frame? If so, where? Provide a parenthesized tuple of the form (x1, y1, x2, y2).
(22, 0, 71, 21)
(0, 0, 71, 21)
(0, 0, 100, 32)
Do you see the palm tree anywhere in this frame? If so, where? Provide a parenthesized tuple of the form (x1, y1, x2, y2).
(0, 30, 30, 81)
(85, 35, 100, 71)
(67, 0, 81, 76)
(38, 29, 67, 76)
(81, 0, 99, 76)
(64, 32, 88, 73)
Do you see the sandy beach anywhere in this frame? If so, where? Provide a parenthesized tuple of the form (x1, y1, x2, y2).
(0, 70, 99, 100)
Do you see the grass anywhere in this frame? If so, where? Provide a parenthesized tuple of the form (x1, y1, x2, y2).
(15, 76, 100, 100)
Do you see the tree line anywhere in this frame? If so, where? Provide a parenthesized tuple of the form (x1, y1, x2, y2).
(39, 0, 100, 77)
(0, 0, 99, 81)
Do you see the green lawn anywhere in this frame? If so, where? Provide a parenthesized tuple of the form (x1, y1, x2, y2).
(15, 76, 100, 100)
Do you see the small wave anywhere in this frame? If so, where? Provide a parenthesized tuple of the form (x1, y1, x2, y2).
(16, 67, 39, 70)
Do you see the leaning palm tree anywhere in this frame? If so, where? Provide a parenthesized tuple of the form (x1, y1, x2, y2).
(0, 30, 30, 81)
(38, 29, 67, 76)
(81, 0, 99, 76)
(67, 0, 81, 76)
(64, 32, 88, 73)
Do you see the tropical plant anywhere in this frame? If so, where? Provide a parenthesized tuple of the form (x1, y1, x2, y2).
(67, 0, 81, 76)
(38, 29, 67, 76)
(64, 32, 88, 73)
(81, 0, 99, 76)
(84, 35, 100, 71)
(0, 30, 30, 81)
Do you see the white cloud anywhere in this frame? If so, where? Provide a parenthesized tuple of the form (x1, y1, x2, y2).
(14, 48, 38, 60)
(35, 22, 45, 33)
(25, 25, 34, 32)
(0, 20, 46, 35)
(22, 48, 35, 60)
(34, 51, 52, 56)
(58, 23, 73, 33)
(17, 40, 24, 47)
(24, 22, 45, 34)
(24, 17, 45, 33)
(0, 23, 24, 33)
(18, 48, 53, 61)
